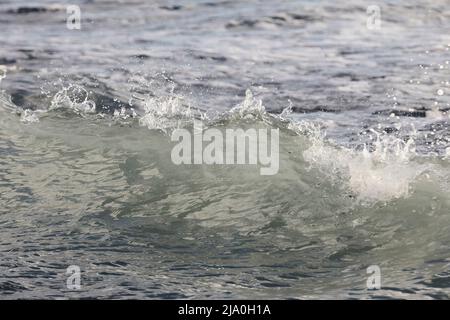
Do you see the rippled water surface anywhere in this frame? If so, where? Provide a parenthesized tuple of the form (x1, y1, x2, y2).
(1, 0, 450, 299)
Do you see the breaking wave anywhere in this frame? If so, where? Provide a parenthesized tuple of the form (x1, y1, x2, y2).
(301, 123, 428, 202)
(2, 79, 448, 207)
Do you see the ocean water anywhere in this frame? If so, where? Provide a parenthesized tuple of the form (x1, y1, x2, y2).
(0, 0, 450, 299)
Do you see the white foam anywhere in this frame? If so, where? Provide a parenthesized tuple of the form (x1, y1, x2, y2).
(49, 84, 96, 114)
(445, 147, 450, 159)
(229, 89, 267, 121)
(138, 89, 268, 133)
(139, 94, 194, 132)
(0, 67, 5, 84)
(301, 123, 425, 203)
(20, 109, 40, 123)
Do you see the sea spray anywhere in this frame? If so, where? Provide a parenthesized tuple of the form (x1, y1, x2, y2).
(0, 67, 5, 84)
(4, 81, 445, 203)
(301, 123, 426, 203)
(139, 94, 195, 132)
(50, 84, 96, 114)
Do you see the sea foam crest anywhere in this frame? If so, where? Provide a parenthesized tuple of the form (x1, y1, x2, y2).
(229, 89, 267, 121)
(20, 109, 40, 123)
(445, 147, 450, 159)
(138, 94, 195, 133)
(49, 84, 96, 114)
(0, 67, 5, 84)
(139, 89, 271, 132)
(301, 123, 425, 203)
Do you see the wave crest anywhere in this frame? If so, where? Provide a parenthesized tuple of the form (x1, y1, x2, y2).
(301, 123, 426, 203)
(49, 84, 96, 114)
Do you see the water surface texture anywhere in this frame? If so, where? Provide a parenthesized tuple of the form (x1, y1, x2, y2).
(1, 0, 450, 299)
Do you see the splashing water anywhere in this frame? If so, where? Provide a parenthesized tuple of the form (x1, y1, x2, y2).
(138, 89, 270, 132)
(20, 109, 40, 123)
(3, 80, 445, 206)
(229, 89, 267, 121)
(0, 68, 5, 84)
(445, 147, 450, 159)
(302, 124, 428, 203)
(49, 84, 96, 114)
(138, 94, 195, 132)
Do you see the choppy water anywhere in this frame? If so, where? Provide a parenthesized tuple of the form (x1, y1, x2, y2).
(1, 0, 450, 299)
